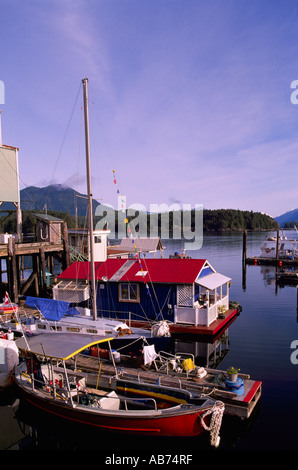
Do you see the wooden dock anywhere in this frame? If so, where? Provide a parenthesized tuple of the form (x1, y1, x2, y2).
(122, 308, 240, 338)
(276, 270, 298, 283)
(71, 354, 262, 420)
(242, 230, 298, 267)
(168, 308, 239, 336)
(0, 234, 70, 302)
(245, 256, 298, 266)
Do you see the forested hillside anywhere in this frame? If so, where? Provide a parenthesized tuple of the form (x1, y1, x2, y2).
(0, 208, 278, 235)
(202, 209, 278, 231)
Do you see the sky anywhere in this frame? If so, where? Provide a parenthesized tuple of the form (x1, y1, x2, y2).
(1, 0, 298, 218)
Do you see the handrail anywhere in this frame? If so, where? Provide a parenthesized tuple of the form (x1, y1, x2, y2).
(123, 397, 158, 411)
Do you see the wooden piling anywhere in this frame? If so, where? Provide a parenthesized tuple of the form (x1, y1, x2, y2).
(62, 222, 70, 270)
(7, 237, 18, 302)
(39, 246, 47, 294)
(276, 230, 279, 259)
(242, 231, 247, 263)
(0, 224, 69, 301)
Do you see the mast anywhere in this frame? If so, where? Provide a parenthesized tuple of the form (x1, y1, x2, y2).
(82, 77, 97, 321)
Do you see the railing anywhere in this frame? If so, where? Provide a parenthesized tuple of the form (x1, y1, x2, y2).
(174, 295, 229, 327)
(122, 397, 158, 410)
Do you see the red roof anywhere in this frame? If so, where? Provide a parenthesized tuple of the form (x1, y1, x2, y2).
(58, 261, 91, 280)
(94, 259, 128, 280)
(120, 258, 208, 284)
(58, 258, 209, 284)
(57, 259, 128, 280)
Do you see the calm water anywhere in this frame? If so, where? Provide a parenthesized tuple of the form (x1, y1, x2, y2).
(1, 231, 298, 454)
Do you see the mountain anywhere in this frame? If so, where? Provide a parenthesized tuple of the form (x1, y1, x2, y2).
(0, 184, 278, 233)
(275, 209, 298, 228)
(19, 184, 101, 217)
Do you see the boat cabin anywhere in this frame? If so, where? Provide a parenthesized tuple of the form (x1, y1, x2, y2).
(55, 258, 231, 327)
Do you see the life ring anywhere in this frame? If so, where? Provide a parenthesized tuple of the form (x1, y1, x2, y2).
(265, 248, 271, 253)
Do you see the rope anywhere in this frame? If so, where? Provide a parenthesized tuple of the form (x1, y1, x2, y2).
(200, 401, 225, 448)
(115, 335, 146, 352)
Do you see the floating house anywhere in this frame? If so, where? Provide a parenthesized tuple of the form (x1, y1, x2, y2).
(54, 258, 233, 332)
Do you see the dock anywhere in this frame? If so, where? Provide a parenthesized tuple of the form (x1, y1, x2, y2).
(243, 230, 298, 267)
(122, 307, 240, 338)
(245, 256, 298, 266)
(0, 234, 70, 302)
(168, 308, 239, 336)
(70, 354, 262, 420)
(276, 270, 298, 283)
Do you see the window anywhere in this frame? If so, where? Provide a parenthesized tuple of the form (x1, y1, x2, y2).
(119, 283, 140, 302)
(177, 284, 193, 307)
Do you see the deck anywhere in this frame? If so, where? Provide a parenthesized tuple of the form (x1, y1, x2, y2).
(127, 308, 239, 337)
(246, 256, 298, 266)
(71, 353, 262, 420)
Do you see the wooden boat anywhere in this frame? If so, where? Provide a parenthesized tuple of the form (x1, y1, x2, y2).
(73, 346, 262, 420)
(12, 333, 224, 446)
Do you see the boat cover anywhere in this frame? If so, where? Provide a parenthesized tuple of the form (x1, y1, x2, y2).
(15, 333, 113, 360)
(25, 296, 80, 321)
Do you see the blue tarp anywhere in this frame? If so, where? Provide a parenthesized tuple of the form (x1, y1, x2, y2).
(25, 297, 80, 321)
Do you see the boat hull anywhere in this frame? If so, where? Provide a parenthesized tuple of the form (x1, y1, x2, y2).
(14, 378, 209, 437)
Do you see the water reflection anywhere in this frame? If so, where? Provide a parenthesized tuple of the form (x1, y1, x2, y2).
(2, 232, 298, 451)
(170, 330, 230, 369)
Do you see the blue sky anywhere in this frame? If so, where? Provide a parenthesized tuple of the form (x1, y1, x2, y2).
(1, 0, 298, 217)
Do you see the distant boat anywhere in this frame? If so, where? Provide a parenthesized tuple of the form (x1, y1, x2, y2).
(260, 229, 298, 259)
(13, 332, 224, 444)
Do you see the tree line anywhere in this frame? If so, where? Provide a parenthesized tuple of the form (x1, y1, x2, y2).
(0, 208, 278, 237)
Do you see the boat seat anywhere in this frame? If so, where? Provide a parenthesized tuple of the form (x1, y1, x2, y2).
(98, 391, 120, 410)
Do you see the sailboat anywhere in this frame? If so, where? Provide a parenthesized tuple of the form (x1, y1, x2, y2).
(3, 78, 170, 353)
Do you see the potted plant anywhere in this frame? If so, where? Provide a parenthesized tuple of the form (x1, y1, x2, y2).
(226, 366, 239, 382)
(218, 305, 227, 318)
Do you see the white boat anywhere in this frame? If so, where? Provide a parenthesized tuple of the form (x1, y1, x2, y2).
(260, 229, 298, 259)
(0, 335, 18, 389)
(12, 295, 170, 353)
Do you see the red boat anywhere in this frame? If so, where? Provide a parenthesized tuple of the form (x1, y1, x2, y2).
(13, 333, 224, 445)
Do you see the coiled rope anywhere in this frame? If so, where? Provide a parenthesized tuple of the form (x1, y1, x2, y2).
(200, 401, 225, 447)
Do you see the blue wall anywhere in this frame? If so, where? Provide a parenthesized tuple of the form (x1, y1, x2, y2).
(96, 282, 177, 323)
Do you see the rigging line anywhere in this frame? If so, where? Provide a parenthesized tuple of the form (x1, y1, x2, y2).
(160, 287, 172, 315)
(119, 267, 155, 323)
(47, 82, 82, 197)
(140, 255, 163, 318)
(0, 86, 82, 215)
(0, 85, 82, 215)
(90, 98, 116, 176)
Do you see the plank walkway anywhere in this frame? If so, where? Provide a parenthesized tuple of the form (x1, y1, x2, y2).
(71, 354, 262, 420)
